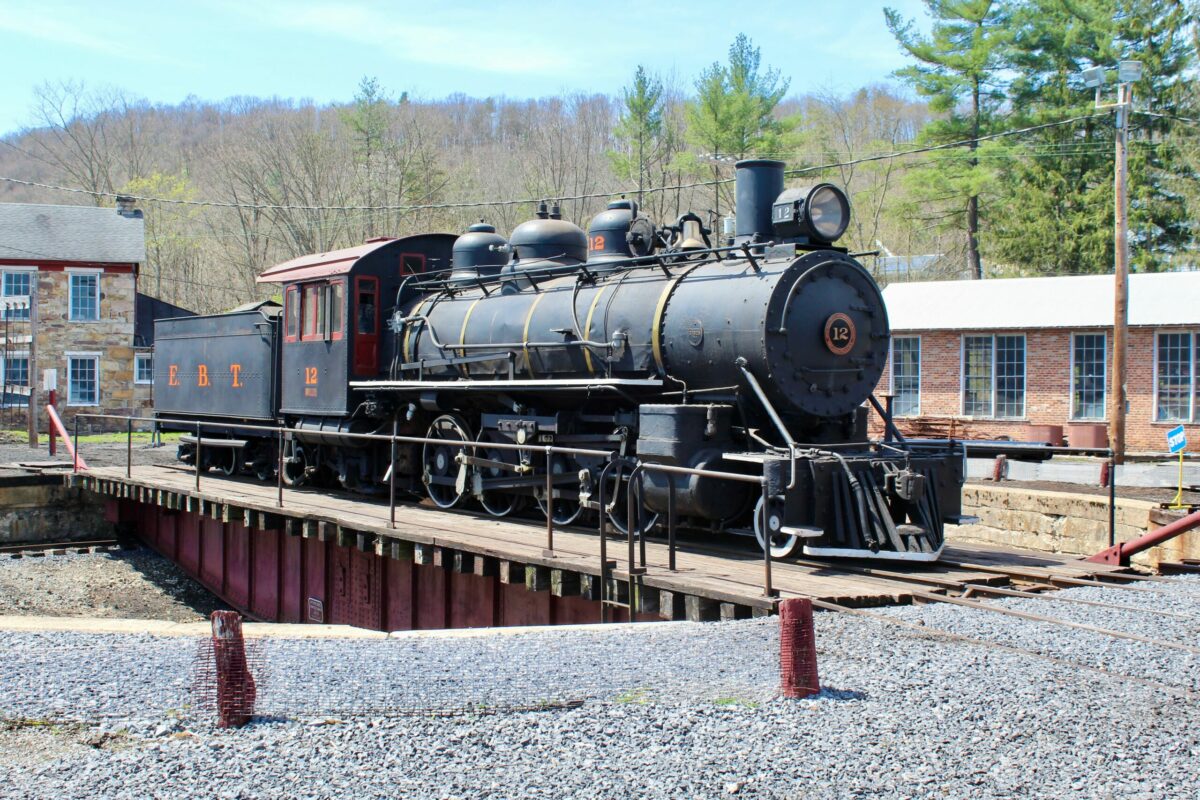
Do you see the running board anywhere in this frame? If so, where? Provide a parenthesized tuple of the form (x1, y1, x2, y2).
(802, 543, 946, 562)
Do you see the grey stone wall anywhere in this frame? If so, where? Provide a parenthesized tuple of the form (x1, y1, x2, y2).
(950, 483, 1198, 569)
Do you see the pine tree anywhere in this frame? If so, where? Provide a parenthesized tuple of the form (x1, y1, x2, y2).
(685, 34, 794, 215)
(885, 0, 1012, 279)
(989, 0, 1197, 274)
(610, 66, 665, 206)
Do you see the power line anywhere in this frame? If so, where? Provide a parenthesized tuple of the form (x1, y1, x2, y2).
(1133, 109, 1200, 127)
(0, 112, 1110, 214)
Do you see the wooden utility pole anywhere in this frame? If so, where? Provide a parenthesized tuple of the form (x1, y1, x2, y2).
(1110, 81, 1131, 464)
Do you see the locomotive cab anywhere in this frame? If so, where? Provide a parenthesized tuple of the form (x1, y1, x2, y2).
(256, 234, 454, 488)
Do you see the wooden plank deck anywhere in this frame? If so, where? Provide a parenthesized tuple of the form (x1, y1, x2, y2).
(73, 465, 1133, 617)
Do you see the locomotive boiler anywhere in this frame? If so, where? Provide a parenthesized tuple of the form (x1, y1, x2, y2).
(154, 159, 968, 561)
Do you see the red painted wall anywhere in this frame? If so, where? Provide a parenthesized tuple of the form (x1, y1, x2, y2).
(123, 501, 627, 632)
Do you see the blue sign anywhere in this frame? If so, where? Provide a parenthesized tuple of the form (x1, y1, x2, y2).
(1167, 425, 1187, 454)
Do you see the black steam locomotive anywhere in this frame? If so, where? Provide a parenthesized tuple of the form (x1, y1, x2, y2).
(153, 159, 968, 561)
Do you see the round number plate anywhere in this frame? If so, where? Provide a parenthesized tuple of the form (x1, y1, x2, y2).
(823, 312, 856, 355)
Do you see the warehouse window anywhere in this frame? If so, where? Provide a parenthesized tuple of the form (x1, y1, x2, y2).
(134, 353, 153, 385)
(1071, 333, 1106, 421)
(2, 270, 32, 320)
(67, 354, 99, 406)
(962, 334, 1025, 419)
(1155, 332, 1196, 422)
(69, 273, 100, 321)
(890, 336, 920, 416)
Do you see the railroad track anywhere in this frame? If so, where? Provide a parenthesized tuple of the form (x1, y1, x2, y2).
(0, 538, 125, 559)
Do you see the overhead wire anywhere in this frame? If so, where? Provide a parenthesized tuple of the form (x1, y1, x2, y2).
(0, 112, 1111, 214)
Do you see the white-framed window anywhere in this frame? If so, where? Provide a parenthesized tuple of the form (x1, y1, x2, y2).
(890, 336, 920, 416)
(1071, 333, 1106, 421)
(134, 353, 153, 384)
(68, 272, 100, 321)
(1154, 331, 1199, 422)
(1, 352, 29, 408)
(66, 353, 100, 406)
(962, 333, 1026, 419)
(1, 269, 33, 320)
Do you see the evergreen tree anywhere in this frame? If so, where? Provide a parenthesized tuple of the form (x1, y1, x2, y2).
(685, 34, 794, 215)
(885, 0, 1012, 279)
(989, 0, 1197, 274)
(610, 66, 665, 205)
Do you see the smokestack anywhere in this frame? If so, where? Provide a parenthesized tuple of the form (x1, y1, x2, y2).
(115, 195, 142, 218)
(734, 159, 784, 241)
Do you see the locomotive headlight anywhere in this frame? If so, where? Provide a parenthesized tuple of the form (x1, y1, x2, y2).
(771, 183, 851, 244)
(806, 185, 850, 242)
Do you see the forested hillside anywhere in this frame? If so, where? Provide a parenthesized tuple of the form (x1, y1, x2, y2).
(1, 1, 1196, 314)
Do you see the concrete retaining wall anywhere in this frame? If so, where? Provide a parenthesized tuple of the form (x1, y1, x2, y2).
(0, 474, 108, 545)
(951, 482, 1198, 570)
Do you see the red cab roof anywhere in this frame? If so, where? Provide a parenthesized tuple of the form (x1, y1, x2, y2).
(255, 238, 398, 284)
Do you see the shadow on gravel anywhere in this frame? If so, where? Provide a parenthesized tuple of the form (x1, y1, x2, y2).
(106, 548, 230, 620)
(809, 688, 868, 702)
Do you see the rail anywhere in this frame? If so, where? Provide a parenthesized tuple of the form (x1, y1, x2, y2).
(70, 412, 777, 618)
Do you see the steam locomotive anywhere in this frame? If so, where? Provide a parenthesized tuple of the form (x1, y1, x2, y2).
(153, 159, 968, 561)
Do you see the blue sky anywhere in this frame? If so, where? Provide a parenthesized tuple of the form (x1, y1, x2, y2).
(0, 0, 930, 136)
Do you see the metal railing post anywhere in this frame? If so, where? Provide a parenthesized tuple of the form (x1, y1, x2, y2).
(543, 447, 554, 556)
(667, 477, 677, 572)
(761, 479, 775, 598)
(195, 421, 202, 492)
(1108, 448, 1116, 548)
(72, 415, 79, 474)
(626, 463, 649, 618)
(276, 427, 284, 508)
(389, 419, 398, 530)
(126, 417, 132, 478)
(596, 458, 617, 624)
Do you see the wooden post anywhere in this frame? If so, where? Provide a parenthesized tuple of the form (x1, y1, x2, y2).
(1110, 81, 1130, 465)
(210, 611, 256, 728)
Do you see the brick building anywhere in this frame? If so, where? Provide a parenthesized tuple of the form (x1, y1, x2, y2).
(873, 272, 1200, 455)
(0, 200, 192, 430)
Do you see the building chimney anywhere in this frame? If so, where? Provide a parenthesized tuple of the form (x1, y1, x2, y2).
(115, 195, 142, 218)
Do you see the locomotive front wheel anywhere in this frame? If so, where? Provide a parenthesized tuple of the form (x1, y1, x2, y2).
(217, 448, 238, 476)
(475, 430, 524, 518)
(423, 415, 472, 509)
(604, 470, 659, 538)
(535, 453, 584, 526)
(753, 496, 802, 559)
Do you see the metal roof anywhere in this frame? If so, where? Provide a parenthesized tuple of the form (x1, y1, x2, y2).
(256, 238, 397, 284)
(882, 271, 1200, 332)
(0, 202, 145, 263)
(255, 234, 457, 284)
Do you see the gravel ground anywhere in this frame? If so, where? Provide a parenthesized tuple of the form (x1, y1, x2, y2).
(0, 548, 226, 622)
(1, 578, 1198, 799)
(0, 435, 178, 471)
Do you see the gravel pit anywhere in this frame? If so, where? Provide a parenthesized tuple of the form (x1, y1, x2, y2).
(0, 548, 226, 622)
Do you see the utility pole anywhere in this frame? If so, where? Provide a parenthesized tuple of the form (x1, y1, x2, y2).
(1083, 60, 1141, 465)
(1111, 78, 1130, 465)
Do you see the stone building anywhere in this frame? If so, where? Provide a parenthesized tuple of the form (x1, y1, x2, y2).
(0, 199, 193, 430)
(872, 271, 1200, 454)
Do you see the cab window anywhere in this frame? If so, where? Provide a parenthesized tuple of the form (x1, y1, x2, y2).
(285, 287, 299, 341)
